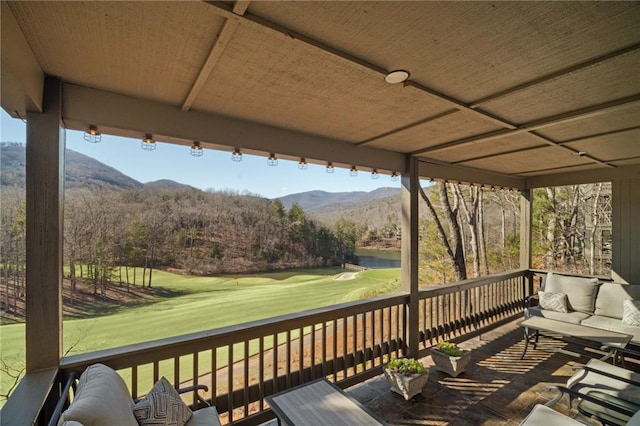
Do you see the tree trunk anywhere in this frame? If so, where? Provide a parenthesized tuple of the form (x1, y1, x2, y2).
(589, 183, 603, 275)
(478, 188, 489, 275)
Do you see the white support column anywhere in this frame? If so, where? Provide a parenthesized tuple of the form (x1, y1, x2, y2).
(25, 76, 65, 372)
(401, 156, 419, 358)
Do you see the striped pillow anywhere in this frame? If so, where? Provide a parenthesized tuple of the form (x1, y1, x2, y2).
(133, 377, 192, 426)
(622, 299, 640, 326)
(539, 291, 569, 313)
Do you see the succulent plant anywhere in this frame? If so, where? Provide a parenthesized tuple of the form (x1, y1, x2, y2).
(435, 341, 464, 357)
(386, 358, 426, 375)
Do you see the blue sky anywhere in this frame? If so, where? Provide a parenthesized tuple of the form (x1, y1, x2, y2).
(1, 110, 400, 199)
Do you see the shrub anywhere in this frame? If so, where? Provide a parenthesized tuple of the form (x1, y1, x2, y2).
(436, 341, 464, 357)
(386, 358, 426, 375)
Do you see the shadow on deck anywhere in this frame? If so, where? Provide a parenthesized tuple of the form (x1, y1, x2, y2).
(343, 319, 638, 425)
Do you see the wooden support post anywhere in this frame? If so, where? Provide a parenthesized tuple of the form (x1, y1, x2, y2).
(26, 76, 65, 372)
(519, 189, 533, 296)
(401, 156, 419, 358)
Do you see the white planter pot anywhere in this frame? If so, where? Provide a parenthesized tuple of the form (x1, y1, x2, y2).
(429, 348, 471, 377)
(383, 366, 430, 400)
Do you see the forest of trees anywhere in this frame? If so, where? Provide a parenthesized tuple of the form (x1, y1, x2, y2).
(0, 139, 613, 321)
(416, 182, 612, 285)
(1, 185, 363, 319)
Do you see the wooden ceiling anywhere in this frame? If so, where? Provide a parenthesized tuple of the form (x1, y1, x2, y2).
(2, 1, 639, 188)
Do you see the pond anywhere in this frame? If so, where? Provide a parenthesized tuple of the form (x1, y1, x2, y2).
(355, 249, 401, 269)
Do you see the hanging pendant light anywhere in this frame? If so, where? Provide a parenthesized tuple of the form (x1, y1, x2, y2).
(326, 161, 334, 174)
(83, 125, 102, 143)
(190, 141, 204, 157)
(141, 134, 156, 151)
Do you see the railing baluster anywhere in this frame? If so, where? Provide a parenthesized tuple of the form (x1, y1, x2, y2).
(352, 315, 358, 376)
(286, 330, 291, 389)
(132, 366, 138, 399)
(193, 352, 199, 408)
(342, 316, 348, 379)
(243, 340, 249, 417)
(153, 361, 159, 383)
(174, 357, 180, 394)
(370, 309, 376, 367)
(211, 348, 217, 407)
(228, 344, 234, 423)
(273, 333, 278, 394)
(299, 326, 304, 385)
(321, 321, 327, 377)
(311, 323, 316, 380)
(378, 309, 384, 366)
(259, 337, 264, 411)
(333, 319, 338, 382)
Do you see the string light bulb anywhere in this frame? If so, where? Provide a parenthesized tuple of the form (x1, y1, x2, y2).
(141, 134, 156, 151)
(231, 148, 242, 162)
(350, 165, 358, 176)
(391, 171, 399, 181)
(267, 152, 278, 166)
(371, 169, 379, 179)
(326, 161, 334, 174)
(298, 157, 308, 170)
(190, 141, 203, 157)
(83, 125, 101, 143)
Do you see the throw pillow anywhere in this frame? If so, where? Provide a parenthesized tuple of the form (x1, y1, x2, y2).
(622, 299, 640, 326)
(132, 377, 192, 426)
(539, 291, 569, 313)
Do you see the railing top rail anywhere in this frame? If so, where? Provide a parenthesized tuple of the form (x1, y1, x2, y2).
(61, 293, 408, 370)
(417, 269, 528, 299)
(530, 269, 613, 282)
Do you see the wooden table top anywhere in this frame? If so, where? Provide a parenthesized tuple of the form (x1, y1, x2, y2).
(266, 378, 387, 426)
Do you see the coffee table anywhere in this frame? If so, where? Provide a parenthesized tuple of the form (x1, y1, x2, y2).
(265, 378, 387, 426)
(519, 316, 632, 365)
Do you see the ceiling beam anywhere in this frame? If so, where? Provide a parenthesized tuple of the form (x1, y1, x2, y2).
(412, 95, 640, 155)
(0, 2, 44, 117)
(526, 164, 640, 188)
(453, 125, 640, 165)
(418, 160, 526, 190)
(62, 83, 407, 174)
(182, 1, 251, 111)
(469, 43, 640, 108)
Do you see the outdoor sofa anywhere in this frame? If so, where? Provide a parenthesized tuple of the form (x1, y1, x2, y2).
(53, 363, 221, 426)
(525, 272, 640, 346)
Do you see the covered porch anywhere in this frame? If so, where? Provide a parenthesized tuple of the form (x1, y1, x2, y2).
(2, 1, 640, 425)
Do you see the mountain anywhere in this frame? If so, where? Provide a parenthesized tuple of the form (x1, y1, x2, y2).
(277, 187, 399, 210)
(144, 179, 196, 191)
(275, 187, 401, 227)
(1, 143, 140, 190)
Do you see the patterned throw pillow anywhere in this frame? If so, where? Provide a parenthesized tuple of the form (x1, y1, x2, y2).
(132, 377, 192, 426)
(538, 291, 569, 313)
(622, 299, 640, 326)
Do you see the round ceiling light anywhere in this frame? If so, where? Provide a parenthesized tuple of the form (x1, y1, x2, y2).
(385, 70, 410, 84)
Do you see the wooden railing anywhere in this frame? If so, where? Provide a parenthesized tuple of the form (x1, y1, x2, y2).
(6, 269, 531, 426)
(416, 269, 530, 352)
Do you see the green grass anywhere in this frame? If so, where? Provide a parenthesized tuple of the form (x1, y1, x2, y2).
(0, 267, 400, 400)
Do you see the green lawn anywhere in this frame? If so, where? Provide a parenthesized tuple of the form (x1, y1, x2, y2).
(0, 267, 400, 400)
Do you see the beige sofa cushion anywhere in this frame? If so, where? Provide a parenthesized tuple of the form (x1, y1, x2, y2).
(544, 272, 600, 313)
(58, 363, 138, 426)
(594, 283, 640, 319)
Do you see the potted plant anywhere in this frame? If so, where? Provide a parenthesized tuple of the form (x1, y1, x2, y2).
(429, 341, 471, 377)
(383, 357, 429, 400)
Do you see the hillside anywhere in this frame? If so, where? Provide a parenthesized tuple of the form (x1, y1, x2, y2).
(1, 143, 175, 190)
(276, 187, 401, 227)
